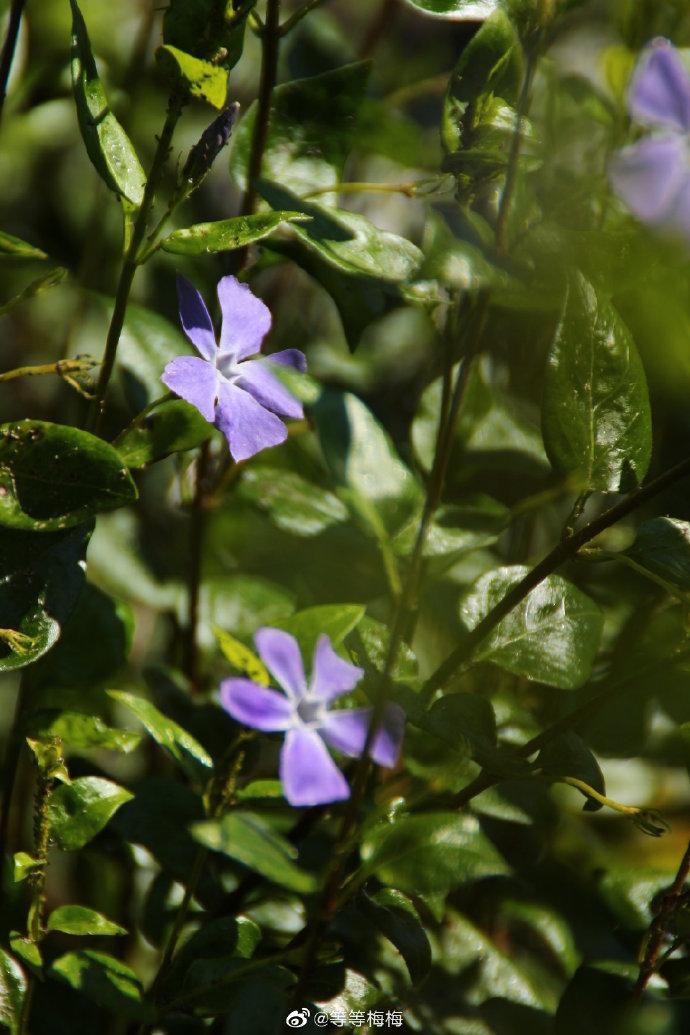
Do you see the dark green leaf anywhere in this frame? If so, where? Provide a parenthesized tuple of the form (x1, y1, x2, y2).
(393, 497, 509, 571)
(109, 691, 213, 783)
(50, 950, 152, 1022)
(359, 889, 432, 984)
(47, 906, 126, 937)
(0, 948, 26, 1033)
(192, 811, 317, 893)
(360, 812, 509, 896)
(598, 868, 672, 931)
(161, 211, 308, 256)
(272, 603, 365, 659)
(538, 732, 606, 812)
(0, 525, 89, 671)
(164, 0, 253, 69)
(237, 467, 348, 537)
(459, 565, 603, 689)
(156, 46, 228, 109)
(48, 777, 133, 851)
(70, 0, 145, 205)
(354, 615, 418, 683)
(115, 400, 212, 468)
(0, 230, 47, 261)
(230, 62, 370, 199)
(0, 421, 137, 531)
(624, 517, 690, 593)
(542, 273, 652, 493)
(555, 962, 652, 1035)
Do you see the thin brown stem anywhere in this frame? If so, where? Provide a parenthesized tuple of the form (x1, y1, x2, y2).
(494, 50, 538, 257)
(240, 0, 281, 219)
(183, 440, 210, 692)
(633, 838, 690, 1000)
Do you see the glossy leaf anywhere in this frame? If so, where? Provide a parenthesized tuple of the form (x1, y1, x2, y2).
(0, 948, 26, 1033)
(459, 566, 603, 689)
(115, 400, 212, 468)
(537, 732, 606, 812)
(108, 691, 212, 784)
(238, 467, 348, 537)
(12, 852, 39, 883)
(359, 889, 432, 984)
(272, 603, 365, 659)
(47, 906, 126, 937)
(360, 813, 509, 896)
(624, 517, 690, 592)
(554, 962, 644, 1035)
(48, 777, 133, 851)
(0, 230, 47, 261)
(161, 211, 307, 256)
(0, 421, 137, 531)
(542, 274, 652, 493)
(50, 951, 152, 1022)
(192, 811, 317, 893)
(598, 868, 672, 931)
(230, 62, 370, 199)
(70, 0, 145, 205)
(404, 0, 498, 16)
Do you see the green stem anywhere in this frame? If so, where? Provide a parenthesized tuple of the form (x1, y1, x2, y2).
(87, 92, 185, 434)
(0, 675, 28, 860)
(0, 0, 26, 122)
(183, 440, 210, 692)
(301, 180, 419, 200)
(240, 0, 281, 220)
(0, 358, 96, 383)
(559, 776, 640, 815)
(424, 454, 690, 697)
(279, 0, 328, 35)
(494, 48, 538, 257)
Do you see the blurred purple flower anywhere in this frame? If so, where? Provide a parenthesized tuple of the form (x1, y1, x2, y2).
(162, 275, 306, 462)
(220, 628, 405, 807)
(610, 39, 690, 241)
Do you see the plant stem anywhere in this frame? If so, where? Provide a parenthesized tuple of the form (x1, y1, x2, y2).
(183, 440, 210, 692)
(87, 92, 184, 434)
(0, 0, 26, 122)
(301, 181, 419, 200)
(494, 48, 538, 257)
(424, 454, 690, 696)
(633, 837, 690, 1000)
(240, 0, 281, 220)
(279, 0, 328, 35)
(0, 674, 28, 859)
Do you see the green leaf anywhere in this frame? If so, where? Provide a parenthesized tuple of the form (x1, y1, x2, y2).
(537, 732, 606, 812)
(108, 691, 212, 784)
(421, 692, 499, 768)
(114, 400, 212, 468)
(0, 230, 47, 261)
(48, 777, 133, 851)
(404, 0, 499, 17)
(597, 868, 672, 931)
(272, 603, 365, 660)
(161, 211, 308, 256)
(0, 267, 68, 317)
(0, 525, 90, 671)
(0, 421, 137, 531)
(624, 517, 690, 593)
(214, 628, 269, 686)
(12, 852, 39, 883)
(238, 467, 348, 538)
(191, 811, 317, 893)
(156, 46, 228, 109)
(50, 950, 152, 1022)
(230, 62, 370, 199)
(162, 916, 261, 997)
(259, 181, 423, 282)
(393, 497, 509, 572)
(0, 948, 26, 1033)
(164, 0, 252, 69)
(542, 273, 652, 493)
(9, 935, 41, 975)
(312, 389, 422, 536)
(359, 889, 432, 984)
(22, 710, 140, 755)
(116, 301, 191, 408)
(360, 813, 509, 896)
(70, 0, 146, 205)
(47, 906, 127, 937)
(459, 565, 603, 689)
(554, 962, 647, 1035)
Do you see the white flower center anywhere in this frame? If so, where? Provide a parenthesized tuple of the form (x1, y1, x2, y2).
(294, 697, 326, 729)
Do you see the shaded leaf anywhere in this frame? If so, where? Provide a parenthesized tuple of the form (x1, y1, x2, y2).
(50, 950, 152, 1022)
(459, 565, 603, 689)
(22, 710, 139, 754)
(0, 421, 137, 531)
(0, 268, 68, 317)
(161, 211, 308, 256)
(359, 889, 432, 984)
(164, 0, 253, 70)
(47, 906, 126, 937)
(48, 777, 133, 851)
(192, 811, 317, 893)
(0, 230, 47, 261)
(238, 467, 348, 538)
(542, 273, 652, 493)
(108, 691, 212, 784)
(0, 948, 26, 1033)
(115, 400, 212, 468)
(272, 603, 365, 659)
(624, 517, 690, 593)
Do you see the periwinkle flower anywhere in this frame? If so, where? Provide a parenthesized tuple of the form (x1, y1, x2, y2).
(162, 275, 306, 462)
(610, 39, 690, 241)
(220, 628, 405, 807)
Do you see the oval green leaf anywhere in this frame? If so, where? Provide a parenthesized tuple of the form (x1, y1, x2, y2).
(108, 691, 212, 783)
(161, 211, 307, 256)
(47, 906, 127, 937)
(115, 399, 212, 468)
(48, 776, 133, 852)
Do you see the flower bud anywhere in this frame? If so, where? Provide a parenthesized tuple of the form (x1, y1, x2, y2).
(181, 101, 240, 189)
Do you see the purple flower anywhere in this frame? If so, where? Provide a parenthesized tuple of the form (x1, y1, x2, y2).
(610, 39, 690, 241)
(220, 627, 405, 807)
(162, 275, 306, 463)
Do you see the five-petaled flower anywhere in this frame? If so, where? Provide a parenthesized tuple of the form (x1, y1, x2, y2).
(610, 38, 690, 242)
(162, 275, 306, 462)
(220, 627, 405, 807)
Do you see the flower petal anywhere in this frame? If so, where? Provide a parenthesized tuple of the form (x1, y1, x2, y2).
(609, 134, 688, 225)
(218, 275, 272, 361)
(666, 175, 690, 242)
(161, 355, 218, 422)
(321, 703, 405, 768)
(268, 349, 307, 372)
(629, 39, 690, 132)
(254, 627, 306, 698)
(219, 678, 293, 732)
(214, 379, 287, 462)
(236, 359, 304, 419)
(310, 635, 363, 701)
(177, 275, 217, 361)
(280, 726, 350, 806)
